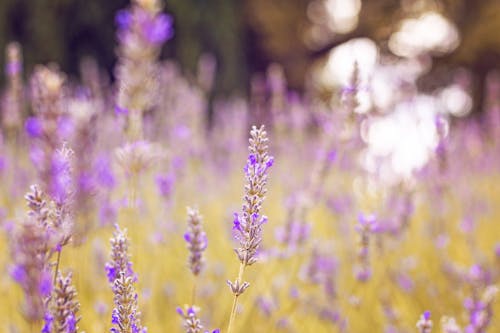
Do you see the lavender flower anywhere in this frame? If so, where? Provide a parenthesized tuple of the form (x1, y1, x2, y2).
(227, 125, 274, 333)
(231, 125, 274, 267)
(29, 65, 68, 193)
(114, 0, 173, 140)
(105, 224, 135, 285)
(9, 214, 53, 322)
(106, 222, 145, 333)
(354, 214, 376, 282)
(111, 272, 145, 333)
(184, 207, 208, 276)
(417, 311, 433, 333)
(156, 173, 175, 198)
(2, 42, 24, 134)
(50, 143, 75, 207)
(177, 306, 203, 333)
(301, 247, 338, 297)
(42, 272, 80, 333)
(177, 306, 219, 333)
(464, 285, 498, 333)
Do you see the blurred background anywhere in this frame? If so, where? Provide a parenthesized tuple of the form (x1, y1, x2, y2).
(0, 0, 498, 109)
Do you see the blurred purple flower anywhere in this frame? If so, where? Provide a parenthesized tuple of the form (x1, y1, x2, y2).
(155, 173, 174, 198)
(57, 116, 74, 140)
(115, 9, 132, 31)
(115, 105, 129, 116)
(143, 14, 174, 44)
(39, 270, 52, 297)
(9, 265, 27, 285)
(25, 117, 43, 138)
(41, 313, 54, 333)
(95, 155, 116, 189)
(5, 61, 21, 76)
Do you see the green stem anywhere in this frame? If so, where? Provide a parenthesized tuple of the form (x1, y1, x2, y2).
(227, 263, 246, 333)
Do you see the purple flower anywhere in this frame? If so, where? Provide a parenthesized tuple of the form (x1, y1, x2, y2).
(41, 313, 54, 333)
(155, 173, 174, 198)
(9, 265, 27, 285)
(95, 155, 116, 189)
(232, 213, 242, 232)
(184, 207, 208, 276)
(115, 105, 129, 116)
(249, 154, 257, 165)
(115, 9, 132, 31)
(327, 149, 337, 163)
(25, 117, 43, 138)
(78, 172, 94, 194)
(39, 270, 53, 297)
(176, 307, 183, 316)
(143, 14, 174, 44)
(5, 61, 21, 76)
(99, 200, 117, 226)
(106, 263, 117, 284)
(66, 314, 77, 332)
(357, 213, 377, 231)
(232, 126, 274, 267)
(50, 146, 73, 205)
(57, 116, 74, 140)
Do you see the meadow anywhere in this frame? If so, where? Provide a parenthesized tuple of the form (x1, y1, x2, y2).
(0, 0, 499, 332)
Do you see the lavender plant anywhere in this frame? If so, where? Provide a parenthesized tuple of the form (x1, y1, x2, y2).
(42, 272, 81, 333)
(114, 0, 173, 140)
(227, 125, 274, 333)
(28, 65, 68, 195)
(185, 207, 208, 278)
(9, 213, 53, 323)
(416, 311, 432, 333)
(106, 224, 146, 333)
(177, 306, 219, 333)
(2, 42, 24, 138)
(105, 224, 135, 285)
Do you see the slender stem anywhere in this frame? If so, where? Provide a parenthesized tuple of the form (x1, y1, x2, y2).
(191, 277, 197, 306)
(129, 172, 138, 208)
(227, 263, 246, 333)
(53, 249, 62, 284)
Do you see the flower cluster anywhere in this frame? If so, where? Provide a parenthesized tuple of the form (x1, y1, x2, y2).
(115, 0, 173, 139)
(9, 212, 53, 322)
(464, 284, 498, 332)
(105, 224, 135, 285)
(177, 306, 220, 333)
(106, 223, 145, 333)
(184, 207, 208, 276)
(416, 311, 433, 333)
(2, 42, 24, 133)
(111, 272, 145, 333)
(28, 65, 69, 194)
(42, 272, 80, 333)
(231, 125, 274, 266)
